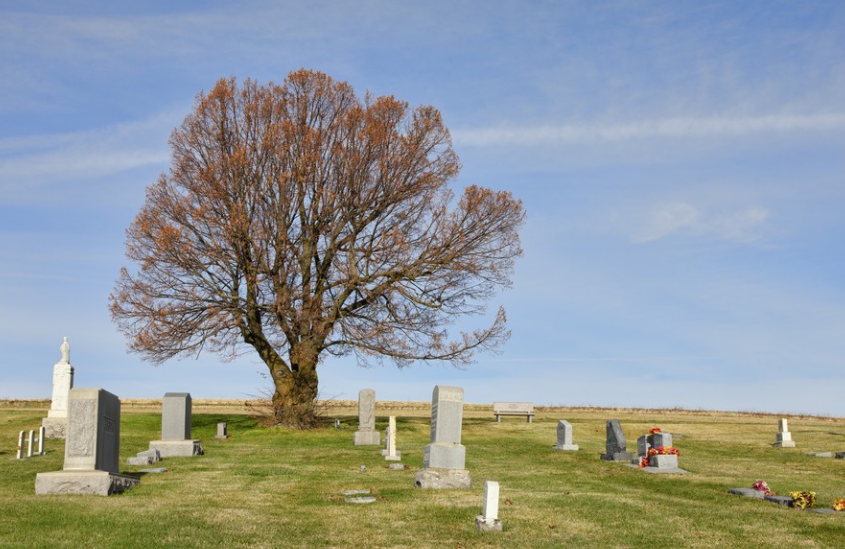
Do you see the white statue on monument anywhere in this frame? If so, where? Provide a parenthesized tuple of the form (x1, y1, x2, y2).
(43, 337, 75, 438)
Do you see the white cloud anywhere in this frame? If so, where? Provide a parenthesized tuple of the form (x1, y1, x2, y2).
(632, 202, 769, 243)
(453, 113, 845, 147)
(0, 111, 177, 203)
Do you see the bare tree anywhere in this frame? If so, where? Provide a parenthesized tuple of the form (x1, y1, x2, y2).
(110, 70, 525, 427)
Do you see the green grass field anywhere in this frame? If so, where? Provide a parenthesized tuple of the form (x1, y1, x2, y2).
(2, 405, 844, 548)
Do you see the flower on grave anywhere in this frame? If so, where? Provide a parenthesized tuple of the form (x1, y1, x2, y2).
(833, 498, 845, 512)
(751, 480, 774, 496)
(790, 491, 816, 510)
(647, 446, 680, 456)
(638, 456, 649, 468)
(649, 428, 662, 434)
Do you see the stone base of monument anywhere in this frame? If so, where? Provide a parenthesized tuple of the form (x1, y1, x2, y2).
(774, 441, 796, 448)
(127, 449, 161, 465)
(385, 453, 402, 461)
(649, 454, 678, 469)
(353, 430, 381, 446)
(414, 468, 471, 489)
(35, 470, 140, 496)
(553, 444, 579, 451)
(148, 440, 204, 457)
(475, 516, 503, 532)
(601, 451, 634, 462)
(41, 417, 67, 439)
(424, 442, 466, 469)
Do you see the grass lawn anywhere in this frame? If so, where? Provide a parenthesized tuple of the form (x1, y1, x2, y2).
(1, 404, 844, 548)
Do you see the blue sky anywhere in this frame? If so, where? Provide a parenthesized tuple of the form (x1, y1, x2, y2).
(2, 1, 844, 416)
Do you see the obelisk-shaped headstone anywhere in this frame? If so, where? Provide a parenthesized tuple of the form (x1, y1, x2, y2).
(43, 337, 75, 438)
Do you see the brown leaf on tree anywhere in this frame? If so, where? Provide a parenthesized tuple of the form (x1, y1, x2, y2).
(110, 70, 525, 428)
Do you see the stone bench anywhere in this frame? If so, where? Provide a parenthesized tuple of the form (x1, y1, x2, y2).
(492, 402, 534, 423)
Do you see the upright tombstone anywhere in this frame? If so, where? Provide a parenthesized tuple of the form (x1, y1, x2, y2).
(774, 418, 796, 448)
(600, 419, 633, 462)
(384, 416, 401, 461)
(475, 480, 503, 532)
(352, 389, 381, 446)
(36, 388, 139, 495)
(148, 393, 204, 457)
(215, 422, 229, 439)
(553, 420, 579, 451)
(636, 435, 650, 462)
(42, 337, 75, 438)
(414, 385, 471, 489)
(652, 431, 673, 449)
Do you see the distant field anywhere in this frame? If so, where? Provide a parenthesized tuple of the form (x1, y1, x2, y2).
(2, 403, 844, 548)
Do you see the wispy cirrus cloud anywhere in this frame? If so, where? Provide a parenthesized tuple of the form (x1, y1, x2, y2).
(0, 111, 178, 203)
(453, 113, 845, 147)
(632, 202, 770, 243)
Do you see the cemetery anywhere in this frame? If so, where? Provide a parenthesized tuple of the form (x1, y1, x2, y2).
(3, 396, 845, 548)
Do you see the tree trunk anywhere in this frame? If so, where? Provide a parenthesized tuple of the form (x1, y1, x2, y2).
(269, 347, 320, 428)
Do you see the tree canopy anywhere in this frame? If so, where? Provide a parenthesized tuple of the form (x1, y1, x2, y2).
(110, 69, 525, 427)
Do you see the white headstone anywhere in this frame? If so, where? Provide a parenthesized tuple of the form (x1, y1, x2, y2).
(774, 418, 795, 447)
(385, 416, 401, 461)
(475, 480, 503, 532)
(16, 431, 24, 459)
(43, 337, 75, 438)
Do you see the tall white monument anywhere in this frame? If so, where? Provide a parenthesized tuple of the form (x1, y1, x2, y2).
(42, 337, 75, 438)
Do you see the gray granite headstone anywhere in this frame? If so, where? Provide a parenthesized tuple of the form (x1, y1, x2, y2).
(652, 432, 673, 448)
(35, 388, 139, 495)
(64, 388, 120, 473)
(162, 393, 192, 440)
(148, 392, 203, 457)
(600, 420, 633, 461)
(415, 385, 471, 489)
(353, 389, 380, 446)
(553, 420, 578, 451)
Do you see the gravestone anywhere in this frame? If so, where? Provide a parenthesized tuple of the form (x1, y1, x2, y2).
(127, 449, 161, 466)
(774, 418, 795, 448)
(652, 431, 673, 449)
(636, 435, 650, 461)
(42, 337, 75, 439)
(352, 389, 381, 446)
(553, 420, 579, 451)
(148, 393, 204, 457)
(36, 388, 139, 495)
(600, 419, 633, 462)
(384, 416, 401, 461)
(414, 385, 471, 489)
(475, 480, 503, 532)
(215, 422, 229, 439)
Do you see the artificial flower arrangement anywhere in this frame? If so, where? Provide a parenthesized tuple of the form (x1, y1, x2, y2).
(638, 446, 679, 467)
(649, 428, 662, 434)
(790, 491, 816, 510)
(833, 498, 845, 512)
(751, 480, 774, 496)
